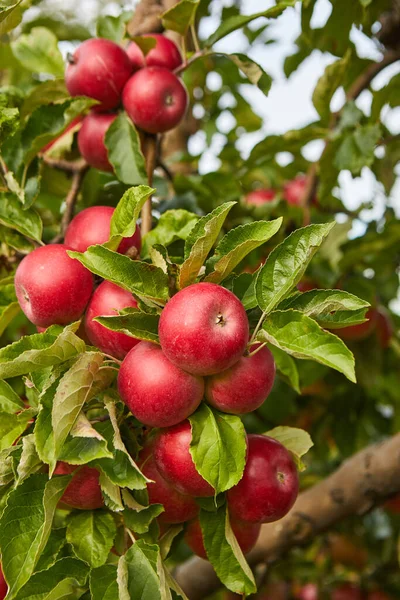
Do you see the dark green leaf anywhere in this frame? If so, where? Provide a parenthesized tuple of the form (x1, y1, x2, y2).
(0, 280, 20, 336)
(142, 209, 199, 258)
(117, 540, 162, 600)
(0, 105, 18, 145)
(90, 564, 119, 600)
(269, 346, 300, 393)
(15, 557, 89, 600)
(105, 113, 147, 186)
(334, 123, 381, 175)
(67, 511, 116, 568)
(0, 193, 42, 242)
(162, 0, 200, 35)
(95, 308, 160, 343)
(123, 504, 164, 534)
(312, 50, 351, 122)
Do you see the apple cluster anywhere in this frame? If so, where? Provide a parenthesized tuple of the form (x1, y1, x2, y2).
(245, 174, 317, 207)
(64, 35, 188, 171)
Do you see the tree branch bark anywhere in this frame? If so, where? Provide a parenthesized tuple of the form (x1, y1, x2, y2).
(175, 433, 400, 599)
(50, 163, 89, 243)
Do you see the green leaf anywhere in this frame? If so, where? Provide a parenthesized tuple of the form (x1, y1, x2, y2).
(189, 404, 246, 494)
(0, 474, 69, 597)
(17, 434, 42, 482)
(15, 557, 89, 600)
(117, 540, 162, 600)
(0, 281, 20, 337)
(205, 1, 295, 46)
(205, 218, 282, 284)
(11, 27, 65, 77)
(0, 379, 24, 412)
(68, 246, 169, 306)
(0, 105, 18, 145)
(255, 223, 335, 315)
(269, 346, 300, 393)
(162, 0, 200, 35)
(67, 511, 116, 568)
(0, 323, 85, 380)
(257, 309, 356, 383)
(265, 426, 313, 471)
(142, 209, 199, 258)
(96, 11, 132, 43)
(90, 564, 118, 600)
(0, 193, 42, 242)
(200, 506, 256, 595)
(35, 527, 67, 572)
(107, 185, 154, 251)
(105, 113, 147, 186)
(20, 79, 69, 119)
(123, 504, 165, 534)
(226, 54, 272, 95)
(0, 408, 36, 450)
(312, 50, 351, 121)
(179, 202, 235, 288)
(334, 123, 381, 175)
(278, 289, 370, 329)
(0, 1, 22, 35)
(95, 308, 160, 343)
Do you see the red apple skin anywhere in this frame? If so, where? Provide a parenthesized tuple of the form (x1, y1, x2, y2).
(127, 33, 182, 71)
(245, 189, 276, 206)
(338, 308, 378, 342)
(118, 341, 204, 427)
(54, 462, 103, 510)
(85, 281, 140, 359)
(296, 583, 318, 600)
(65, 38, 132, 111)
(283, 175, 317, 207)
(64, 205, 141, 255)
(331, 584, 364, 600)
(0, 565, 7, 600)
(139, 448, 198, 524)
(227, 435, 299, 524)
(297, 279, 317, 293)
(376, 308, 393, 349)
(184, 516, 260, 560)
(159, 282, 249, 376)
(122, 67, 188, 134)
(153, 420, 214, 497)
(205, 344, 275, 415)
(15, 245, 93, 328)
(77, 112, 116, 172)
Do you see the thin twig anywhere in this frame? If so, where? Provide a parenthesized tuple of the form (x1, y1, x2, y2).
(157, 158, 174, 182)
(174, 49, 207, 75)
(190, 23, 201, 53)
(50, 164, 89, 243)
(42, 155, 88, 173)
(141, 134, 157, 237)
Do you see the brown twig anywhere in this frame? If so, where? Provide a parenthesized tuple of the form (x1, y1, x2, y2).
(141, 134, 157, 237)
(42, 155, 88, 173)
(50, 164, 89, 243)
(175, 433, 400, 599)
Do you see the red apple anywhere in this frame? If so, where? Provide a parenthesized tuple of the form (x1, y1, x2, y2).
(283, 175, 316, 207)
(65, 38, 132, 111)
(153, 420, 214, 497)
(338, 308, 378, 342)
(227, 435, 299, 524)
(184, 516, 260, 560)
(139, 447, 198, 524)
(77, 112, 116, 172)
(376, 307, 393, 349)
(297, 279, 317, 293)
(118, 341, 204, 427)
(122, 67, 188, 134)
(0, 565, 7, 600)
(206, 344, 275, 415)
(383, 493, 400, 514)
(41, 116, 83, 154)
(331, 584, 364, 600)
(297, 583, 318, 600)
(15, 244, 93, 328)
(244, 189, 276, 206)
(159, 282, 249, 376)
(64, 205, 141, 255)
(85, 280, 140, 359)
(127, 33, 182, 71)
(54, 462, 103, 510)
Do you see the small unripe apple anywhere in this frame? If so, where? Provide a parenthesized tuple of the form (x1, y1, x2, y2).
(122, 67, 188, 134)
(118, 341, 204, 427)
(65, 38, 132, 111)
(184, 516, 260, 559)
(206, 344, 275, 414)
(227, 434, 299, 523)
(331, 584, 364, 600)
(283, 175, 317, 206)
(77, 112, 116, 172)
(159, 282, 249, 376)
(0, 565, 7, 600)
(127, 33, 182, 71)
(154, 420, 214, 497)
(139, 447, 198, 524)
(244, 188, 276, 206)
(54, 462, 103, 510)
(85, 280, 140, 359)
(338, 308, 378, 342)
(64, 205, 141, 255)
(15, 244, 93, 328)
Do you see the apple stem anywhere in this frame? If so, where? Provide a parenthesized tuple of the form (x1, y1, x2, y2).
(247, 342, 266, 357)
(141, 134, 157, 237)
(249, 310, 267, 346)
(66, 52, 75, 65)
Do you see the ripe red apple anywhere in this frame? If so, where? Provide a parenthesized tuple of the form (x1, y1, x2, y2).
(376, 307, 393, 349)
(0, 565, 7, 600)
(54, 462, 103, 510)
(283, 175, 317, 207)
(15, 244, 93, 328)
(159, 282, 249, 376)
(41, 116, 83, 154)
(244, 188, 276, 206)
(77, 112, 116, 172)
(139, 447, 198, 524)
(153, 420, 214, 497)
(206, 344, 275, 415)
(331, 584, 364, 600)
(127, 33, 182, 71)
(296, 583, 318, 600)
(65, 38, 132, 111)
(64, 205, 141, 255)
(118, 341, 204, 427)
(227, 434, 299, 524)
(122, 67, 188, 134)
(85, 280, 140, 359)
(338, 308, 378, 342)
(184, 516, 260, 560)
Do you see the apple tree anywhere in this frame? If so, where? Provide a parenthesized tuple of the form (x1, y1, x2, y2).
(0, 0, 399, 599)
